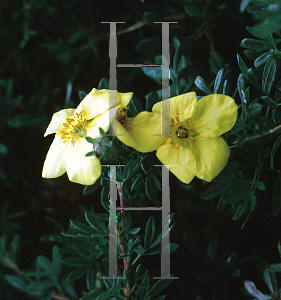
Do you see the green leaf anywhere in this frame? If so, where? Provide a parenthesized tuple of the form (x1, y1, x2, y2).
(36, 255, 54, 274)
(254, 51, 271, 68)
(270, 263, 281, 272)
(98, 78, 109, 89)
(262, 57, 276, 95)
(233, 200, 250, 220)
(79, 90, 87, 101)
(101, 184, 110, 212)
(250, 0, 276, 4)
(225, 193, 249, 205)
(200, 184, 223, 200)
(241, 38, 272, 50)
(85, 136, 96, 144)
(270, 134, 281, 170)
(52, 246, 61, 277)
(213, 68, 224, 94)
(85, 212, 107, 233)
(85, 151, 96, 157)
(68, 219, 93, 235)
(63, 256, 89, 267)
(145, 91, 160, 112)
(144, 216, 156, 249)
(272, 174, 281, 217)
(146, 277, 173, 298)
(194, 76, 211, 94)
(129, 95, 144, 116)
(255, 181, 266, 190)
(148, 172, 162, 191)
(249, 103, 263, 119)
(83, 177, 101, 195)
(67, 266, 88, 282)
(5, 275, 29, 290)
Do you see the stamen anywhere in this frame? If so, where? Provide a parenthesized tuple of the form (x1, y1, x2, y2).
(60, 110, 87, 144)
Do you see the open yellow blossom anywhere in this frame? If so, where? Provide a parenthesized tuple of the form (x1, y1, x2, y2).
(126, 92, 238, 184)
(42, 88, 133, 185)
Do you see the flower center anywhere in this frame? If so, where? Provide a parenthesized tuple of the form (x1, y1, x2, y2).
(117, 107, 128, 127)
(169, 116, 198, 148)
(176, 127, 189, 138)
(61, 110, 87, 144)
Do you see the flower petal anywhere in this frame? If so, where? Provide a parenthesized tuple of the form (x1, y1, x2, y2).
(191, 94, 238, 137)
(44, 109, 76, 137)
(76, 89, 117, 119)
(118, 92, 133, 108)
(152, 92, 197, 123)
(117, 112, 166, 152)
(191, 136, 230, 181)
(42, 134, 67, 178)
(64, 138, 101, 185)
(156, 138, 196, 184)
(86, 107, 117, 139)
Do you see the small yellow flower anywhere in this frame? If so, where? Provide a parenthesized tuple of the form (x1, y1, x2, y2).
(42, 88, 133, 185)
(126, 92, 238, 184)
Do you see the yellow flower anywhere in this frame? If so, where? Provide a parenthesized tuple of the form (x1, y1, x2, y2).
(42, 88, 133, 185)
(127, 92, 238, 184)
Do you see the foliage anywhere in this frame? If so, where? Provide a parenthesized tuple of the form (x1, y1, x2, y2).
(2, 0, 281, 299)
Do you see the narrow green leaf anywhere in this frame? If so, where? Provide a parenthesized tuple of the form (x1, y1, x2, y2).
(225, 193, 248, 205)
(67, 267, 88, 282)
(129, 95, 144, 116)
(101, 184, 110, 212)
(148, 172, 162, 191)
(85, 212, 107, 233)
(270, 135, 281, 170)
(255, 181, 266, 190)
(98, 78, 109, 89)
(5, 275, 29, 290)
(269, 263, 281, 272)
(85, 136, 96, 144)
(83, 177, 101, 195)
(36, 255, 54, 273)
(233, 199, 250, 220)
(85, 151, 96, 157)
(213, 68, 224, 94)
(262, 57, 276, 95)
(144, 216, 156, 249)
(79, 91, 87, 101)
(254, 52, 271, 68)
(237, 54, 249, 77)
(146, 277, 173, 297)
(194, 76, 211, 94)
(52, 246, 61, 277)
(63, 256, 89, 267)
(241, 38, 272, 50)
(69, 219, 93, 235)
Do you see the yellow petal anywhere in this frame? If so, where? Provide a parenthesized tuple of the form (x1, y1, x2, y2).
(86, 107, 117, 139)
(76, 89, 117, 119)
(156, 138, 196, 184)
(42, 134, 67, 178)
(64, 138, 101, 185)
(191, 136, 230, 181)
(152, 92, 197, 123)
(44, 109, 76, 137)
(121, 112, 166, 152)
(191, 94, 238, 137)
(118, 92, 133, 108)
(113, 121, 140, 150)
